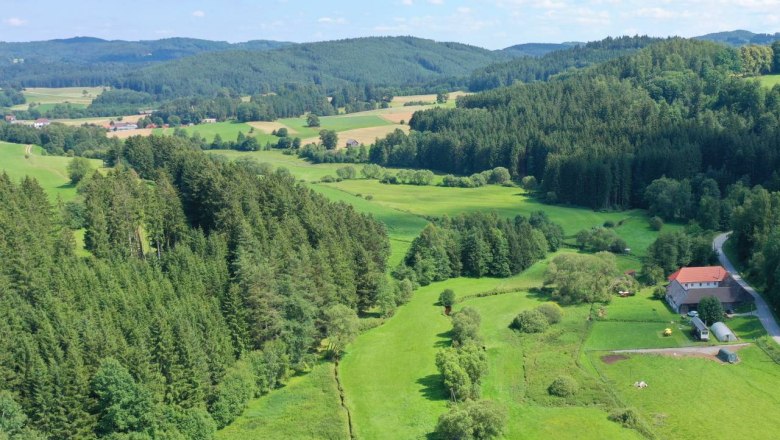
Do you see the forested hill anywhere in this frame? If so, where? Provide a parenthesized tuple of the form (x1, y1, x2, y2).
(116, 36, 511, 98)
(370, 38, 780, 210)
(696, 29, 780, 46)
(0, 135, 395, 438)
(0, 37, 292, 64)
(468, 35, 659, 91)
(500, 42, 581, 58)
(0, 37, 293, 88)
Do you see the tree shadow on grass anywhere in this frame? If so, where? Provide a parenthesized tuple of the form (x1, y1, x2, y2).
(57, 182, 76, 190)
(434, 330, 452, 348)
(416, 373, 447, 402)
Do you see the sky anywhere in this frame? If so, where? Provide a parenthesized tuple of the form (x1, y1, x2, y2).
(1, 0, 779, 49)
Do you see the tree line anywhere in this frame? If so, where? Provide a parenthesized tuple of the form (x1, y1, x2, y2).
(395, 212, 563, 286)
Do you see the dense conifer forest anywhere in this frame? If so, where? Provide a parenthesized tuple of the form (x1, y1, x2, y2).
(370, 39, 780, 210)
(0, 135, 394, 439)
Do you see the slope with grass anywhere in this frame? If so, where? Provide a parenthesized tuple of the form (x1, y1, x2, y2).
(154, 121, 277, 145)
(0, 141, 102, 201)
(216, 363, 349, 440)
(758, 74, 780, 88)
(591, 347, 780, 440)
(10, 86, 105, 110)
(322, 179, 680, 257)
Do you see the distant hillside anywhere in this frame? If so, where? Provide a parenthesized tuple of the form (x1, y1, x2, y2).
(469, 35, 659, 92)
(501, 42, 581, 57)
(117, 36, 513, 97)
(695, 30, 780, 46)
(0, 37, 292, 64)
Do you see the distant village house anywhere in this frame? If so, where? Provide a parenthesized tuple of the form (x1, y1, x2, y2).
(4, 114, 16, 122)
(110, 121, 138, 131)
(33, 118, 50, 128)
(665, 266, 753, 314)
(201, 118, 217, 124)
(345, 139, 360, 148)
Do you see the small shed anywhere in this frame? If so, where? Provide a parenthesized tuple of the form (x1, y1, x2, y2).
(345, 139, 359, 148)
(718, 348, 738, 363)
(710, 322, 737, 342)
(691, 317, 709, 341)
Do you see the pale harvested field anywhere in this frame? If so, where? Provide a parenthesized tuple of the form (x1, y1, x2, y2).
(107, 128, 155, 139)
(54, 115, 143, 127)
(389, 90, 470, 107)
(246, 121, 298, 135)
(301, 124, 409, 148)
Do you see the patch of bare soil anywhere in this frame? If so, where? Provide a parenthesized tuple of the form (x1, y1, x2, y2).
(601, 354, 629, 364)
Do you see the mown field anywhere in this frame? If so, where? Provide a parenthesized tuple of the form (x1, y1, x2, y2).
(0, 141, 102, 201)
(154, 121, 278, 145)
(758, 74, 780, 88)
(9, 86, 105, 110)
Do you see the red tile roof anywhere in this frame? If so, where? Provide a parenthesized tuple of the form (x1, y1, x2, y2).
(668, 266, 728, 284)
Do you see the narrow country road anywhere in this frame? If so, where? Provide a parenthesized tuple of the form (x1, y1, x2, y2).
(613, 343, 752, 355)
(713, 232, 780, 344)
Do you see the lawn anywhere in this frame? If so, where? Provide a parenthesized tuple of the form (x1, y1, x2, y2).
(216, 362, 349, 440)
(591, 347, 780, 440)
(0, 141, 102, 201)
(10, 86, 105, 110)
(758, 74, 780, 89)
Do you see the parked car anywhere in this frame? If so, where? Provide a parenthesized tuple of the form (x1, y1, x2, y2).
(687, 310, 699, 318)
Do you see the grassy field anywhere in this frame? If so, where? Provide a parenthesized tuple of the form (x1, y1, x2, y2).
(154, 121, 278, 145)
(216, 362, 349, 440)
(323, 179, 679, 258)
(0, 141, 102, 201)
(591, 347, 780, 439)
(10, 86, 105, 110)
(758, 74, 780, 88)
(279, 114, 394, 140)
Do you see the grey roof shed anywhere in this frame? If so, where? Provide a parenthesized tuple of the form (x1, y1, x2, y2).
(711, 322, 737, 342)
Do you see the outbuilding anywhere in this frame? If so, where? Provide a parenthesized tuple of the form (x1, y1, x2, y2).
(691, 317, 709, 341)
(718, 348, 738, 363)
(710, 322, 737, 342)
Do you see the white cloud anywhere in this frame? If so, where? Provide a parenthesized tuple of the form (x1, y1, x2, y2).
(3, 17, 27, 27)
(318, 17, 348, 24)
(428, 0, 445, 4)
(457, 6, 473, 13)
(192, 10, 206, 18)
(402, 0, 414, 4)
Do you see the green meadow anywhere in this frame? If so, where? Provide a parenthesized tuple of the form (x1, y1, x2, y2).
(758, 74, 780, 88)
(0, 141, 102, 201)
(278, 114, 393, 139)
(216, 362, 349, 440)
(155, 121, 278, 145)
(10, 86, 105, 110)
(591, 347, 780, 440)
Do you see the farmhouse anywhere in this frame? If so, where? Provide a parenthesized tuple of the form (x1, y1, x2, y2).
(33, 118, 50, 128)
(201, 118, 217, 124)
(4, 114, 16, 122)
(665, 266, 753, 314)
(345, 139, 360, 148)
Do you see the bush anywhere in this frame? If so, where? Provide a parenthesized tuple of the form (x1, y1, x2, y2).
(603, 220, 615, 228)
(649, 216, 664, 231)
(608, 408, 652, 436)
(320, 175, 336, 183)
(511, 309, 549, 333)
(548, 375, 579, 397)
(439, 289, 456, 307)
(435, 400, 507, 440)
(651, 286, 666, 300)
(698, 295, 724, 325)
(521, 175, 538, 191)
(536, 303, 563, 324)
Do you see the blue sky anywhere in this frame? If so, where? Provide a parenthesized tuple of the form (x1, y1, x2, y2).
(2, 0, 779, 49)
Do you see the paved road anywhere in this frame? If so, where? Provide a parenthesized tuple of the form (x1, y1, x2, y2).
(613, 343, 752, 355)
(713, 232, 780, 344)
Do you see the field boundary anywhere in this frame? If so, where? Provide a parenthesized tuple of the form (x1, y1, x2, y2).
(333, 362, 356, 439)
